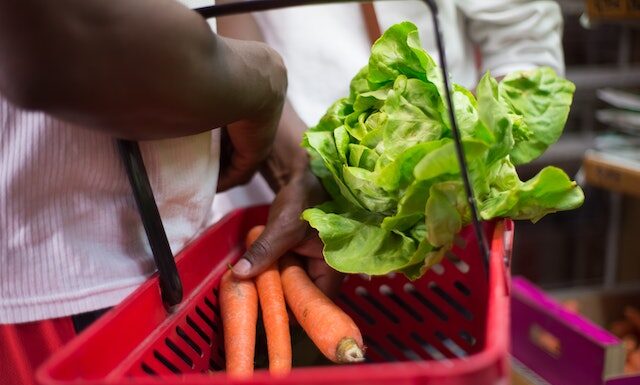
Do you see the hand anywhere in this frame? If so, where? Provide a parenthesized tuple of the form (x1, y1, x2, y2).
(217, 42, 287, 192)
(231, 170, 344, 296)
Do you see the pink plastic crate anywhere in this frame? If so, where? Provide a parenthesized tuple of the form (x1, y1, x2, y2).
(38, 205, 513, 385)
(511, 277, 640, 385)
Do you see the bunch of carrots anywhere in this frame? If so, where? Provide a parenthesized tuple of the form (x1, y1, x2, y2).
(219, 226, 365, 378)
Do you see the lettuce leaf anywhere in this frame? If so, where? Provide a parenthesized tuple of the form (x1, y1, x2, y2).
(302, 21, 583, 279)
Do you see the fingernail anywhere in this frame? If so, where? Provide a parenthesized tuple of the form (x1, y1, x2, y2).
(232, 258, 252, 275)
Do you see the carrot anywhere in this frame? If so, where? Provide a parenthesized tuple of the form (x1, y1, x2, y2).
(280, 256, 364, 364)
(219, 269, 258, 379)
(246, 226, 292, 376)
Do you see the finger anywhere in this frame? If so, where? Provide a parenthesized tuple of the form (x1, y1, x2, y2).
(232, 216, 307, 279)
(306, 258, 344, 298)
(293, 235, 324, 260)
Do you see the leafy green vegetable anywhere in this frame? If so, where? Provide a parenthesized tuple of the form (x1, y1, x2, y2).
(302, 21, 584, 279)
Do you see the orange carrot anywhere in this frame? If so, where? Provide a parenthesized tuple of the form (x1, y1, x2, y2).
(280, 256, 364, 364)
(219, 269, 258, 379)
(246, 226, 292, 376)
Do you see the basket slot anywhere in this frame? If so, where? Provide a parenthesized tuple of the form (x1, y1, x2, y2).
(428, 282, 473, 321)
(139, 363, 157, 376)
(152, 350, 181, 374)
(165, 338, 195, 368)
(336, 294, 376, 325)
(365, 333, 410, 362)
(355, 286, 400, 324)
(362, 336, 396, 362)
(385, 334, 426, 361)
(410, 332, 448, 361)
(378, 285, 424, 322)
(445, 251, 470, 274)
(195, 306, 218, 333)
(434, 331, 468, 358)
(458, 330, 476, 347)
(176, 326, 203, 356)
(204, 296, 221, 319)
(430, 263, 445, 275)
(402, 283, 448, 321)
(185, 316, 211, 345)
(453, 281, 471, 297)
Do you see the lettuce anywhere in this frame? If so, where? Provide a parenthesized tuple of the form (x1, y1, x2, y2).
(302, 21, 584, 279)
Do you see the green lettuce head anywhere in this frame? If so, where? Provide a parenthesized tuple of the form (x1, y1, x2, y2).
(302, 21, 584, 279)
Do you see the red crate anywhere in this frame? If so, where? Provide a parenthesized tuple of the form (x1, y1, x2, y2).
(37, 205, 513, 385)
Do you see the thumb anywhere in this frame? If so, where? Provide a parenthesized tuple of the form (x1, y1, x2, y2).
(232, 221, 306, 279)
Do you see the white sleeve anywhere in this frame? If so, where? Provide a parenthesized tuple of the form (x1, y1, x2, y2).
(456, 0, 565, 77)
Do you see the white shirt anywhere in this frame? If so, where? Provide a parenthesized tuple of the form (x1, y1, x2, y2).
(0, 0, 220, 323)
(213, 0, 565, 220)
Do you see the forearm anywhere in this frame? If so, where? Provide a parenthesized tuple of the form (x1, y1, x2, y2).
(218, 7, 309, 191)
(0, 0, 285, 139)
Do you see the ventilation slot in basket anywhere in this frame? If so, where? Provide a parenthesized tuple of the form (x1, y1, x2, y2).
(435, 331, 467, 358)
(165, 338, 194, 368)
(379, 285, 423, 322)
(153, 350, 180, 373)
(429, 283, 473, 320)
(337, 294, 375, 325)
(386, 334, 422, 361)
(363, 336, 397, 362)
(195, 306, 217, 332)
(431, 263, 445, 275)
(186, 316, 211, 345)
(204, 296, 221, 319)
(140, 363, 157, 375)
(355, 286, 399, 324)
(403, 283, 448, 321)
(176, 326, 203, 356)
(459, 330, 476, 346)
(410, 332, 447, 361)
(454, 281, 471, 297)
(446, 251, 470, 274)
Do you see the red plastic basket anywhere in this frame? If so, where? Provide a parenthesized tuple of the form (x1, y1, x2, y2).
(37, 205, 513, 385)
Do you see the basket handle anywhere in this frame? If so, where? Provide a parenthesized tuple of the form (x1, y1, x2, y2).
(117, 140, 182, 311)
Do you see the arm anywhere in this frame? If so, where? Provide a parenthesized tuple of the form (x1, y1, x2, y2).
(218, 10, 342, 295)
(456, 0, 565, 77)
(218, 10, 308, 190)
(0, 0, 286, 140)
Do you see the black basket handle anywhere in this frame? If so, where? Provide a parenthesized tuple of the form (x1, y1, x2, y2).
(118, 0, 490, 313)
(117, 140, 182, 311)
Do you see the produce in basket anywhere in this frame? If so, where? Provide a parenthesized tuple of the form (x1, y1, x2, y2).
(220, 226, 364, 375)
(280, 255, 365, 364)
(302, 21, 584, 279)
(219, 269, 258, 379)
(251, 226, 292, 376)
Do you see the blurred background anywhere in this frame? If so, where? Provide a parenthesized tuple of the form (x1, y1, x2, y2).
(512, 0, 640, 291)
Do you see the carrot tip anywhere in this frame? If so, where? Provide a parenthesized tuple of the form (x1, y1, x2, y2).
(336, 338, 365, 363)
